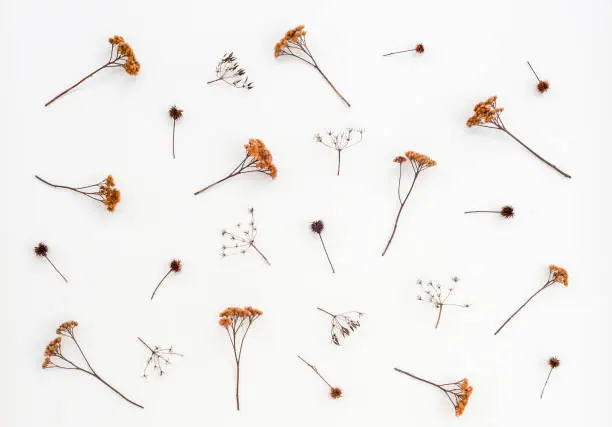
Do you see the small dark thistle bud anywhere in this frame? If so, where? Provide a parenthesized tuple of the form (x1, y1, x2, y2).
(548, 357, 560, 368)
(168, 105, 183, 120)
(537, 80, 550, 93)
(500, 205, 514, 218)
(310, 220, 324, 234)
(415, 43, 425, 53)
(34, 242, 49, 256)
(170, 259, 182, 272)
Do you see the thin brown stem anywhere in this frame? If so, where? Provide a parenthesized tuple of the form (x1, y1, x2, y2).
(394, 368, 445, 392)
(382, 173, 419, 256)
(150, 269, 172, 300)
(318, 235, 335, 273)
(435, 305, 443, 329)
(194, 171, 239, 195)
(235, 361, 240, 410)
(526, 61, 541, 82)
(45, 256, 68, 283)
(207, 77, 223, 84)
(316, 307, 335, 317)
(383, 48, 416, 56)
(540, 367, 553, 398)
(314, 65, 350, 108)
(464, 210, 501, 214)
(45, 61, 113, 107)
(137, 337, 154, 353)
(298, 355, 332, 388)
(88, 370, 144, 409)
(494, 280, 555, 335)
(172, 120, 176, 159)
(337, 150, 341, 176)
(251, 243, 271, 266)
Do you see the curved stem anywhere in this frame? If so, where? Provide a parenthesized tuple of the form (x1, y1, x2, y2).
(382, 173, 419, 256)
(435, 305, 443, 329)
(251, 243, 271, 266)
(494, 281, 554, 335)
(45, 62, 111, 107)
(502, 129, 571, 178)
(314, 65, 350, 108)
(45, 256, 68, 283)
(318, 235, 335, 273)
(150, 269, 172, 300)
(394, 368, 444, 392)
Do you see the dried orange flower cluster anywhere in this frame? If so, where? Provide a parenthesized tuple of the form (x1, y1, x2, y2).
(274, 25, 306, 58)
(549, 264, 568, 286)
(42, 337, 62, 368)
(404, 151, 437, 168)
(56, 320, 79, 336)
(466, 96, 504, 127)
(218, 306, 263, 326)
(454, 379, 473, 416)
(100, 175, 121, 212)
(245, 139, 277, 178)
(108, 35, 140, 75)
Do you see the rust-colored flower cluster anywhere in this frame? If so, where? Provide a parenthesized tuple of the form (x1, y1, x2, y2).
(454, 379, 473, 416)
(274, 25, 307, 58)
(35, 174, 120, 213)
(549, 264, 568, 286)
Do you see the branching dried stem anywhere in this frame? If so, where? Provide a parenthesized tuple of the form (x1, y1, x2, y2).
(138, 337, 183, 377)
(317, 307, 364, 345)
(207, 52, 254, 90)
(416, 277, 469, 329)
(35, 174, 121, 212)
(221, 208, 271, 266)
(42, 321, 143, 409)
(150, 259, 182, 300)
(34, 243, 68, 283)
(314, 129, 364, 176)
(297, 355, 343, 399)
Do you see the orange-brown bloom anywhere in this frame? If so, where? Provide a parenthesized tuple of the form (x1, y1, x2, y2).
(549, 265, 568, 286)
(455, 378, 473, 416)
(245, 139, 277, 178)
(274, 25, 306, 58)
(169, 105, 183, 120)
(99, 176, 120, 212)
(330, 387, 343, 399)
(393, 156, 406, 163)
(56, 320, 78, 336)
(405, 151, 437, 168)
(466, 96, 504, 127)
(537, 80, 550, 93)
(415, 43, 425, 53)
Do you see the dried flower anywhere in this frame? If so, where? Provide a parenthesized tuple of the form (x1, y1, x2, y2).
(310, 220, 335, 273)
(42, 320, 143, 408)
(314, 128, 365, 175)
(527, 61, 550, 93)
(464, 205, 514, 219)
(45, 35, 139, 107)
(207, 52, 254, 90)
(221, 208, 270, 266)
(194, 139, 277, 195)
(395, 368, 472, 416)
(298, 355, 343, 399)
(494, 265, 568, 335)
(466, 96, 570, 178)
(150, 259, 182, 300)
(382, 151, 436, 256)
(34, 242, 68, 283)
(540, 357, 560, 398)
(317, 307, 364, 345)
(168, 105, 183, 159)
(35, 174, 120, 212)
(218, 306, 263, 410)
(383, 43, 425, 57)
(416, 277, 469, 329)
(138, 337, 183, 377)
(275, 25, 350, 107)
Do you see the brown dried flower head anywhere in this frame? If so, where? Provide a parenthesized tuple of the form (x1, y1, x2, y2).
(56, 320, 79, 336)
(549, 265, 568, 287)
(501, 205, 515, 218)
(99, 175, 120, 212)
(537, 80, 550, 93)
(415, 43, 425, 54)
(330, 387, 343, 399)
(34, 243, 48, 256)
(405, 151, 437, 168)
(274, 25, 306, 58)
(393, 156, 407, 164)
(109, 35, 140, 75)
(311, 220, 324, 234)
(455, 378, 473, 416)
(170, 259, 182, 272)
(466, 96, 504, 127)
(169, 105, 183, 120)
(44, 336, 62, 358)
(245, 139, 277, 179)
(548, 357, 560, 368)
(218, 306, 263, 328)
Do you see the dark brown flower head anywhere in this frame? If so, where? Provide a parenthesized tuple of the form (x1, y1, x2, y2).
(393, 156, 406, 163)
(34, 243, 48, 256)
(169, 105, 183, 121)
(501, 205, 514, 218)
(537, 80, 550, 93)
(330, 387, 343, 399)
(311, 220, 324, 234)
(415, 43, 425, 54)
(170, 259, 182, 272)
(548, 357, 560, 368)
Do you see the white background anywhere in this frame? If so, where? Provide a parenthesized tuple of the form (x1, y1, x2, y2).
(1, 0, 610, 426)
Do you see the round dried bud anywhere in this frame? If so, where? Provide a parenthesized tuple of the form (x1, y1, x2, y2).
(169, 105, 183, 121)
(548, 357, 560, 368)
(394, 156, 407, 164)
(170, 259, 182, 272)
(537, 80, 550, 93)
(311, 220, 324, 234)
(415, 43, 425, 54)
(500, 205, 514, 218)
(34, 243, 48, 256)
(330, 387, 343, 399)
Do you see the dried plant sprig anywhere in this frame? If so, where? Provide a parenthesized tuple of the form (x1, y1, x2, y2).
(494, 265, 568, 335)
(317, 307, 364, 345)
(297, 355, 343, 399)
(218, 306, 263, 410)
(314, 128, 364, 176)
(466, 96, 570, 178)
(221, 208, 271, 266)
(382, 151, 436, 256)
(540, 357, 560, 399)
(527, 61, 549, 93)
(35, 174, 120, 212)
(310, 220, 335, 273)
(45, 35, 140, 107)
(168, 106, 183, 159)
(383, 43, 424, 57)
(42, 321, 143, 409)
(34, 243, 68, 283)
(207, 52, 254, 90)
(150, 259, 182, 300)
(138, 337, 183, 378)
(416, 277, 470, 329)
(395, 368, 472, 416)
(194, 138, 277, 195)
(465, 205, 514, 219)
(274, 25, 350, 107)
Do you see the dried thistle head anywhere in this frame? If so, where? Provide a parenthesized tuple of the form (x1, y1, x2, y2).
(170, 259, 182, 272)
(415, 43, 425, 53)
(330, 387, 343, 399)
(245, 139, 277, 179)
(500, 205, 514, 218)
(169, 105, 183, 121)
(108, 35, 140, 75)
(274, 25, 306, 58)
(548, 357, 560, 368)
(537, 80, 550, 93)
(393, 156, 406, 164)
(466, 96, 504, 127)
(549, 265, 568, 286)
(34, 242, 48, 256)
(311, 220, 324, 234)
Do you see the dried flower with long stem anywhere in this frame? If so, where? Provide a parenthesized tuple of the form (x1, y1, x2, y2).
(221, 208, 271, 266)
(150, 259, 182, 300)
(168, 105, 183, 159)
(382, 152, 436, 256)
(35, 174, 120, 212)
(218, 306, 263, 410)
(494, 265, 568, 335)
(314, 128, 364, 176)
(416, 277, 470, 329)
(44, 35, 140, 107)
(194, 138, 277, 195)
(207, 52, 254, 90)
(137, 337, 183, 378)
(274, 25, 350, 107)
(527, 61, 549, 93)
(310, 220, 335, 273)
(42, 321, 143, 408)
(317, 307, 364, 345)
(34, 243, 68, 283)
(540, 357, 560, 399)
(297, 355, 343, 399)
(466, 96, 570, 178)
(395, 368, 473, 416)
(383, 43, 424, 57)
(464, 205, 514, 219)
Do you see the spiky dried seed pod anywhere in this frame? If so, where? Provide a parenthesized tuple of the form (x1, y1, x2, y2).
(501, 205, 515, 218)
(34, 243, 49, 256)
(311, 220, 324, 234)
(548, 357, 560, 368)
(537, 80, 550, 93)
(170, 259, 182, 272)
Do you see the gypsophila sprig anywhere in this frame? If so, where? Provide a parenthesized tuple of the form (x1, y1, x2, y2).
(382, 151, 436, 256)
(194, 138, 277, 195)
(168, 105, 183, 159)
(45, 35, 140, 107)
(274, 25, 350, 107)
(35, 174, 120, 212)
(298, 355, 343, 399)
(34, 243, 68, 283)
(466, 96, 570, 178)
(138, 337, 183, 378)
(314, 128, 364, 176)
(383, 43, 425, 57)
(317, 307, 364, 345)
(494, 265, 568, 335)
(207, 52, 254, 90)
(310, 220, 335, 273)
(527, 61, 550, 93)
(221, 208, 270, 266)
(218, 306, 263, 410)
(465, 205, 514, 218)
(150, 259, 182, 300)
(540, 357, 560, 399)
(42, 321, 143, 408)
(417, 277, 470, 329)
(395, 368, 472, 416)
